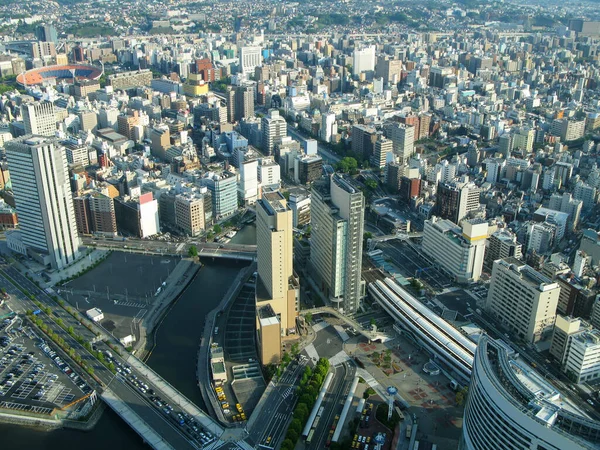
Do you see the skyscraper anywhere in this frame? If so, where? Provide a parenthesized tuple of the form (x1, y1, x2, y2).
(21, 101, 56, 137)
(310, 174, 365, 315)
(6, 136, 81, 269)
(435, 180, 480, 224)
(256, 188, 299, 363)
(261, 109, 287, 155)
(391, 123, 415, 164)
(35, 23, 58, 43)
(352, 45, 376, 76)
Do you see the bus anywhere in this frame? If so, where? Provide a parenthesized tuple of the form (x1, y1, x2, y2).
(305, 429, 315, 444)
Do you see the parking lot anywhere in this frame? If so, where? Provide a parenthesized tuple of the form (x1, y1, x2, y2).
(0, 315, 92, 417)
(59, 252, 180, 343)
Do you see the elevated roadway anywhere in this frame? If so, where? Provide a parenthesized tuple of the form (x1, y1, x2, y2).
(83, 237, 256, 261)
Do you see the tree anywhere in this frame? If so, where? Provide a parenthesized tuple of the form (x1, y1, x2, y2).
(336, 156, 358, 174)
(365, 179, 378, 190)
(304, 312, 313, 325)
(289, 418, 303, 435)
(286, 429, 299, 443)
(456, 386, 469, 406)
(213, 224, 222, 234)
(280, 439, 295, 450)
(188, 245, 198, 257)
(291, 343, 299, 356)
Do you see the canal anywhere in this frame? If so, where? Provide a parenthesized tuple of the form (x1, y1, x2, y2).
(1, 259, 250, 450)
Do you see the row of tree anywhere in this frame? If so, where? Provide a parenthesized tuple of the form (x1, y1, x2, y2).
(280, 357, 330, 450)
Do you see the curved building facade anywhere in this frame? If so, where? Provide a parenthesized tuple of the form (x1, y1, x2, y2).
(462, 336, 600, 450)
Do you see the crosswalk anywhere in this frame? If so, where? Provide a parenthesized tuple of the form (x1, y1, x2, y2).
(329, 350, 351, 366)
(113, 300, 146, 308)
(304, 344, 319, 363)
(333, 325, 350, 342)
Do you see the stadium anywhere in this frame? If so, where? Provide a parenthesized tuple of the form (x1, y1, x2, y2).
(16, 64, 103, 87)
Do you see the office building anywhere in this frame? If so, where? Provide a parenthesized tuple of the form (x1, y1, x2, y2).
(172, 190, 211, 237)
(294, 155, 323, 185)
(533, 207, 569, 242)
(6, 136, 81, 269)
(107, 70, 153, 91)
(202, 171, 238, 219)
(261, 109, 287, 155)
(351, 124, 377, 161)
(526, 221, 556, 254)
(21, 101, 56, 137)
(435, 180, 480, 225)
(238, 157, 258, 205)
(35, 23, 58, 43)
(422, 217, 487, 283)
(288, 192, 311, 227)
(258, 157, 281, 189)
(352, 45, 376, 76)
(320, 112, 337, 143)
(74, 191, 117, 237)
(391, 123, 415, 164)
(371, 137, 393, 169)
(461, 336, 599, 450)
(484, 229, 522, 271)
(486, 258, 560, 343)
(256, 188, 299, 364)
(550, 315, 589, 366)
(239, 46, 262, 76)
(574, 181, 597, 210)
(310, 174, 365, 315)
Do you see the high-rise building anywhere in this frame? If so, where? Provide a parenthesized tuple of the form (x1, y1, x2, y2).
(21, 101, 56, 137)
(352, 45, 376, 76)
(261, 109, 287, 155)
(74, 191, 118, 237)
(462, 336, 598, 450)
(256, 188, 299, 363)
(320, 112, 337, 143)
(422, 217, 487, 283)
(227, 85, 254, 123)
(35, 23, 58, 43)
(201, 171, 238, 219)
(486, 258, 560, 343)
(484, 229, 522, 271)
(351, 124, 377, 161)
(310, 174, 365, 315)
(370, 136, 393, 169)
(238, 156, 258, 205)
(6, 136, 81, 269)
(239, 46, 262, 76)
(435, 180, 480, 225)
(173, 189, 212, 236)
(391, 123, 415, 164)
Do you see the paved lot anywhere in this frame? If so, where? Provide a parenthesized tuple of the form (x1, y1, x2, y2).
(60, 252, 181, 342)
(0, 319, 91, 417)
(309, 320, 344, 360)
(435, 289, 474, 319)
(349, 335, 463, 450)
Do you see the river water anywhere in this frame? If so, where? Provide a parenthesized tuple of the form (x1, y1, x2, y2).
(1, 259, 250, 450)
(229, 223, 256, 246)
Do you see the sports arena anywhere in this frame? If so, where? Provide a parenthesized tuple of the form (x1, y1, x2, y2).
(16, 64, 102, 86)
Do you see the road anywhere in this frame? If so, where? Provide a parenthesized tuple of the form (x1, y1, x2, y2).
(83, 237, 256, 259)
(248, 358, 308, 449)
(310, 362, 354, 450)
(0, 261, 207, 449)
(286, 125, 341, 164)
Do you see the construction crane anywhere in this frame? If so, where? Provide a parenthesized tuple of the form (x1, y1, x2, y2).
(59, 391, 96, 411)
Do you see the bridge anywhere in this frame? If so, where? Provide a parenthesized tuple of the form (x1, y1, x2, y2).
(0, 263, 251, 450)
(300, 306, 394, 343)
(83, 238, 257, 261)
(366, 231, 423, 252)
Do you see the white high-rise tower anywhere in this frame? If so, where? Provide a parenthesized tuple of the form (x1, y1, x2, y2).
(21, 101, 56, 137)
(6, 136, 81, 269)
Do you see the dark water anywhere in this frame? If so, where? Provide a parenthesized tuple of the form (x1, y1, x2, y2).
(230, 223, 256, 245)
(0, 259, 248, 450)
